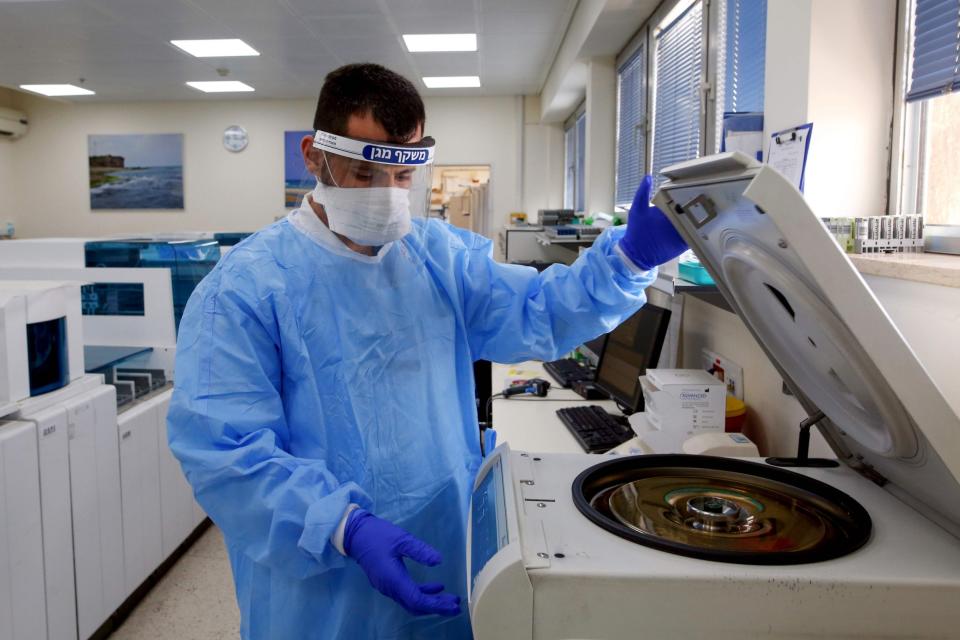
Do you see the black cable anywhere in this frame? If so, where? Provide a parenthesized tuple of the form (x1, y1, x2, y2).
(485, 393, 504, 424)
(614, 398, 633, 415)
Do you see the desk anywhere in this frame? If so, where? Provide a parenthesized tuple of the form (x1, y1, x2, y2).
(490, 361, 582, 400)
(489, 360, 624, 454)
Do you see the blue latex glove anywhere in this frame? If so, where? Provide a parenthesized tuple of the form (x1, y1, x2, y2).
(618, 174, 688, 270)
(343, 508, 462, 617)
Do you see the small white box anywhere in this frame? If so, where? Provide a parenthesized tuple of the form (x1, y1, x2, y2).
(640, 369, 725, 434)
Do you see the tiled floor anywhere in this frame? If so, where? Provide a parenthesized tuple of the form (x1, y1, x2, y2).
(110, 527, 240, 639)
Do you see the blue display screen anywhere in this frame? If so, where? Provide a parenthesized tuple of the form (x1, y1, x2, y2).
(81, 283, 145, 316)
(471, 456, 510, 590)
(27, 316, 69, 396)
(84, 239, 220, 332)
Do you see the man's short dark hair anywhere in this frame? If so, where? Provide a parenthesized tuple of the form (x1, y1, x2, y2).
(313, 63, 426, 142)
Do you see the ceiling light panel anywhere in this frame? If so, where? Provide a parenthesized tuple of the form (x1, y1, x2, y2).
(422, 76, 481, 88)
(171, 39, 260, 57)
(186, 81, 255, 93)
(403, 33, 477, 52)
(19, 84, 95, 96)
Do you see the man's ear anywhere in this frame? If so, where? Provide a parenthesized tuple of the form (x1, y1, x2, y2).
(301, 135, 322, 174)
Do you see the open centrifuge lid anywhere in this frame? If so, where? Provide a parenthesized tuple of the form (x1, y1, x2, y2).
(653, 153, 960, 533)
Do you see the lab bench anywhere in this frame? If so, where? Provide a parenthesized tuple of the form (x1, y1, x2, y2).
(488, 360, 624, 455)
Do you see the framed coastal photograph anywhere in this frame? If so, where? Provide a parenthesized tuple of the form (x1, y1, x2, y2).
(284, 130, 313, 208)
(88, 133, 184, 210)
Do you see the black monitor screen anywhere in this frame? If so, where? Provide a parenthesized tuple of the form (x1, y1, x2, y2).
(594, 303, 672, 412)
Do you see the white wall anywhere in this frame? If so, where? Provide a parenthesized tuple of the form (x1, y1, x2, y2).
(863, 275, 960, 419)
(765, 0, 897, 217)
(521, 96, 566, 220)
(0, 140, 13, 227)
(424, 96, 524, 238)
(680, 296, 833, 458)
(0, 88, 17, 229)
(0, 92, 524, 240)
(584, 56, 617, 216)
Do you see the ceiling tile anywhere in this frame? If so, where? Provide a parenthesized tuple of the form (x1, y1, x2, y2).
(480, 0, 572, 10)
(385, 0, 475, 14)
(0, 0, 574, 99)
(284, 0, 384, 19)
(303, 14, 394, 37)
(388, 11, 479, 34)
(480, 10, 565, 35)
(410, 52, 480, 77)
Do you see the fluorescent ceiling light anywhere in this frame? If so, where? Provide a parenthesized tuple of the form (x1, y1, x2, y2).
(171, 39, 260, 57)
(19, 84, 94, 96)
(186, 81, 255, 93)
(403, 33, 477, 52)
(422, 76, 481, 89)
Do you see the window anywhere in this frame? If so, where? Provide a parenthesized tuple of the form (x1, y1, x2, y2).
(563, 105, 587, 212)
(615, 0, 766, 195)
(615, 40, 648, 209)
(576, 111, 586, 212)
(722, 0, 766, 113)
(711, 0, 767, 154)
(897, 0, 960, 227)
(651, 0, 706, 187)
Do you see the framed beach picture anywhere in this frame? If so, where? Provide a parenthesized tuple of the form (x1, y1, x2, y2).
(88, 133, 184, 210)
(284, 130, 313, 208)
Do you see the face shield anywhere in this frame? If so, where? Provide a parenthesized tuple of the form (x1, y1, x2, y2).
(311, 129, 436, 246)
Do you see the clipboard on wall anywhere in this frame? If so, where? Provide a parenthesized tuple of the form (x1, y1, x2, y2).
(767, 123, 813, 192)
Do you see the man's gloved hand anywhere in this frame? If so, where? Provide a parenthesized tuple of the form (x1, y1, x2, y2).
(343, 509, 462, 617)
(619, 174, 688, 271)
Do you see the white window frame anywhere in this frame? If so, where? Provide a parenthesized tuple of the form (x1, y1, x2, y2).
(890, 0, 921, 216)
(624, 0, 725, 186)
(614, 0, 767, 191)
(890, 0, 959, 230)
(615, 26, 651, 211)
(648, 0, 715, 177)
(563, 102, 587, 213)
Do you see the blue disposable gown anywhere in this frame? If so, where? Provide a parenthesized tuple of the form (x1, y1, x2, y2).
(168, 206, 655, 639)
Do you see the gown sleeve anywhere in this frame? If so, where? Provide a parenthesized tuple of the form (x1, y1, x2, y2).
(457, 225, 657, 363)
(167, 262, 371, 579)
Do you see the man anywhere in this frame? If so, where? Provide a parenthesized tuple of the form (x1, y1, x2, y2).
(168, 63, 686, 639)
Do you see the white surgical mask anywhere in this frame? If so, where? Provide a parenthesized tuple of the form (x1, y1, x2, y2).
(311, 179, 412, 246)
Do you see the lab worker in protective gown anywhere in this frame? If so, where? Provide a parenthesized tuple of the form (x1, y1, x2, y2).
(168, 63, 687, 640)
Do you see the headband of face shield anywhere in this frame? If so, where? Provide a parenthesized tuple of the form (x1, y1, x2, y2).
(311, 129, 436, 246)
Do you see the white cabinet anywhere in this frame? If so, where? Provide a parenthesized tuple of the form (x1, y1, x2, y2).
(501, 226, 575, 265)
(0, 421, 47, 640)
(117, 401, 163, 593)
(27, 407, 77, 640)
(64, 385, 124, 640)
(154, 391, 204, 556)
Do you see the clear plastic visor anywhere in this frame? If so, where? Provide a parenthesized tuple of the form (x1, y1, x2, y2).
(312, 130, 435, 220)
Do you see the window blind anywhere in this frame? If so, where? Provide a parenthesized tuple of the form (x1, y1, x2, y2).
(908, 0, 960, 101)
(616, 42, 647, 207)
(564, 124, 575, 209)
(725, 0, 766, 112)
(576, 112, 586, 212)
(652, 0, 705, 188)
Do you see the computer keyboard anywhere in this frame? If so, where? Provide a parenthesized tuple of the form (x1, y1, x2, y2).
(556, 405, 634, 453)
(543, 358, 594, 388)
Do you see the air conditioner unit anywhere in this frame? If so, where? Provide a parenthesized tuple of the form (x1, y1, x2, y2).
(0, 107, 28, 139)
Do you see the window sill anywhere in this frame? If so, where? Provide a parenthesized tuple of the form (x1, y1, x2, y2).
(849, 252, 960, 289)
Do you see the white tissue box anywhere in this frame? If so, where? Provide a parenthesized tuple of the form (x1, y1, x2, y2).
(640, 369, 725, 434)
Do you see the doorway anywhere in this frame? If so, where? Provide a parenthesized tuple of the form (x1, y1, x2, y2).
(431, 165, 491, 233)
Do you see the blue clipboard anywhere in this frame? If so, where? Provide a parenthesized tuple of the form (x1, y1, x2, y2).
(767, 123, 813, 192)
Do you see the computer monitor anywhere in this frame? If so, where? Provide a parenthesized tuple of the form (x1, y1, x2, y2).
(577, 335, 607, 366)
(594, 303, 672, 413)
